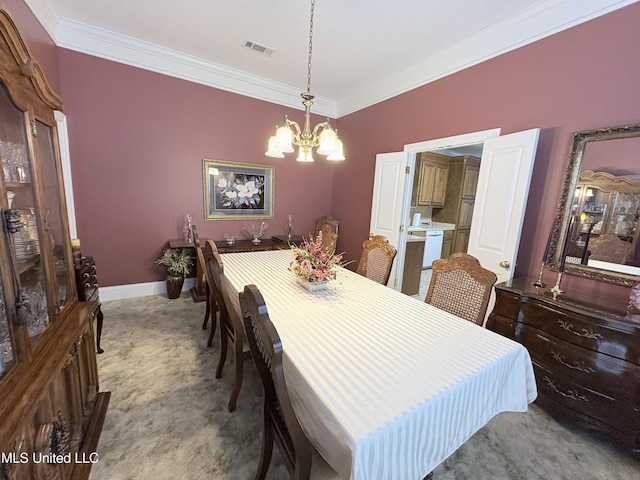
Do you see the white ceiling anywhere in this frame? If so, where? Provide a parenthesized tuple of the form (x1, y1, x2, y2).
(24, 0, 637, 118)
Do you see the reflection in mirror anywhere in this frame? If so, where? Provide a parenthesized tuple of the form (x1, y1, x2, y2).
(546, 124, 640, 286)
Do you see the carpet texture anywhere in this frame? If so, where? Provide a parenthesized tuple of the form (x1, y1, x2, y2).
(89, 294, 640, 480)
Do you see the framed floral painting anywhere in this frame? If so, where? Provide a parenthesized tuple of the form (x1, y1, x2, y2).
(203, 159, 274, 220)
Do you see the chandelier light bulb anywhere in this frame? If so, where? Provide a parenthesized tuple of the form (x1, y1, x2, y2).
(264, 0, 345, 163)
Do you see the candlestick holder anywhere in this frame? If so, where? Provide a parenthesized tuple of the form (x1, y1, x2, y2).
(550, 271, 564, 297)
(531, 262, 546, 288)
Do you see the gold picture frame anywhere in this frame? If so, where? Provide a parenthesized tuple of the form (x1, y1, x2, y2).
(203, 159, 274, 220)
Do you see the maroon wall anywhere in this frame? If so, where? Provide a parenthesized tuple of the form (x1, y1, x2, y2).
(55, 52, 337, 286)
(332, 3, 640, 299)
(5, 0, 640, 298)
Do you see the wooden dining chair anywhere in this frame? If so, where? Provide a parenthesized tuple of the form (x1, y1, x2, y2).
(314, 216, 339, 255)
(355, 235, 397, 285)
(239, 284, 342, 480)
(193, 225, 213, 340)
(425, 252, 497, 326)
(587, 233, 632, 264)
(202, 240, 251, 412)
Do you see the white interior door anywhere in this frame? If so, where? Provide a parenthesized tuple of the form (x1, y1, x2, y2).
(369, 152, 412, 289)
(467, 128, 540, 286)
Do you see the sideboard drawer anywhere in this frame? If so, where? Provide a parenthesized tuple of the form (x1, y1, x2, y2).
(520, 300, 640, 364)
(535, 363, 640, 436)
(518, 324, 640, 403)
(488, 314, 516, 338)
(492, 290, 521, 319)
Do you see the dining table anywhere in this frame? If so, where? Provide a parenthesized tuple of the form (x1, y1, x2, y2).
(221, 249, 537, 480)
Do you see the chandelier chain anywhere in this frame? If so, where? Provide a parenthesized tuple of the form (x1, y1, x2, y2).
(306, 0, 315, 94)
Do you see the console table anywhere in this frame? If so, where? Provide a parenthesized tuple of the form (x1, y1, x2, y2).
(486, 277, 640, 453)
(168, 236, 301, 302)
(214, 236, 302, 253)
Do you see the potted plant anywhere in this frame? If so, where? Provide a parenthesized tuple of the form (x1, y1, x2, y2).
(155, 248, 193, 299)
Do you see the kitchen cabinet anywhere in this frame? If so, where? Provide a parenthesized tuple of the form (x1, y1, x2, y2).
(441, 230, 454, 258)
(414, 152, 449, 207)
(487, 277, 640, 453)
(433, 155, 480, 253)
(401, 237, 425, 295)
(0, 9, 108, 479)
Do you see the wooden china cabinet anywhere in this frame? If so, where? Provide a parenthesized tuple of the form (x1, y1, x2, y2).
(0, 9, 109, 480)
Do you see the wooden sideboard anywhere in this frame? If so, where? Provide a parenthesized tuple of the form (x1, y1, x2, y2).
(487, 277, 640, 453)
(74, 255, 104, 353)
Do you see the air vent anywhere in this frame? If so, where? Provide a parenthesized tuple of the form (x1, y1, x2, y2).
(242, 39, 275, 57)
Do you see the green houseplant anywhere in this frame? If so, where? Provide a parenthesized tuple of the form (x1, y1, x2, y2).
(155, 248, 193, 299)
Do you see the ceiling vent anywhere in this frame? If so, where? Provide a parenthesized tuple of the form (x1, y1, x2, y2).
(242, 39, 275, 57)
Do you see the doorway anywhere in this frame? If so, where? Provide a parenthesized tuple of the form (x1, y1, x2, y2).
(370, 127, 539, 298)
(409, 143, 484, 300)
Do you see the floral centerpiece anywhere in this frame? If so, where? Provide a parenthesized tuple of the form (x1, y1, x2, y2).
(289, 232, 344, 291)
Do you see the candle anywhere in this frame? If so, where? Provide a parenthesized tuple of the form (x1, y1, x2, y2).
(559, 216, 574, 272)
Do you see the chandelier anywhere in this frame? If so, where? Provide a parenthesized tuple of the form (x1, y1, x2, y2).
(265, 0, 345, 162)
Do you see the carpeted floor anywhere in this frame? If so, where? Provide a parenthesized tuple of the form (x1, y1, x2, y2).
(89, 294, 640, 480)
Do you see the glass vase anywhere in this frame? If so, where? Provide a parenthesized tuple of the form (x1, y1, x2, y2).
(183, 213, 193, 244)
(285, 214, 294, 240)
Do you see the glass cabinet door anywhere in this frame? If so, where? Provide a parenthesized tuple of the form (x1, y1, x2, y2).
(33, 119, 73, 313)
(0, 282, 12, 375)
(0, 82, 50, 360)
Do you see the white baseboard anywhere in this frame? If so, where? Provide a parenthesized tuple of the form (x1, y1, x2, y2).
(99, 278, 196, 302)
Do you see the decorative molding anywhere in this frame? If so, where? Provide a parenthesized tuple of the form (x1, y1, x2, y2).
(54, 111, 76, 239)
(24, 0, 638, 117)
(337, 0, 639, 116)
(53, 18, 338, 118)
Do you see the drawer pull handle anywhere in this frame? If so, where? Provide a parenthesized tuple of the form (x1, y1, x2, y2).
(556, 319, 603, 340)
(550, 351, 595, 373)
(543, 376, 588, 402)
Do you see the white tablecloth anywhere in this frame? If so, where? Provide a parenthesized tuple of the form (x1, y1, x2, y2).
(221, 249, 537, 480)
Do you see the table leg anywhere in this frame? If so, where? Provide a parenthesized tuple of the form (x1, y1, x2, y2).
(96, 304, 104, 354)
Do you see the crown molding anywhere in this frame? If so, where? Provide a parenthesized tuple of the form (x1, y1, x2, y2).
(54, 18, 338, 118)
(24, 0, 638, 118)
(22, 0, 57, 41)
(337, 0, 638, 116)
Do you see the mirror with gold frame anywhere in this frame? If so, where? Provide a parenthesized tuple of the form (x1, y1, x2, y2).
(546, 124, 640, 286)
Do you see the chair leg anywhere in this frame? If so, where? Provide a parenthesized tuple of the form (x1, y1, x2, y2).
(216, 319, 228, 379)
(206, 306, 217, 348)
(201, 284, 211, 330)
(255, 407, 274, 480)
(227, 336, 244, 412)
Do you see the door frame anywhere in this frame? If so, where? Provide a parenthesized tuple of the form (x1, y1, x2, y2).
(390, 129, 502, 292)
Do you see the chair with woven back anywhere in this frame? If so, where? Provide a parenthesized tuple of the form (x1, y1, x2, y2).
(314, 216, 339, 255)
(425, 252, 497, 326)
(355, 235, 397, 285)
(192, 225, 213, 341)
(587, 233, 632, 265)
(239, 284, 342, 480)
(202, 240, 251, 412)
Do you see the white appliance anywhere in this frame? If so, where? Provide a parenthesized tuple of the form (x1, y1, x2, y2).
(423, 230, 444, 268)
